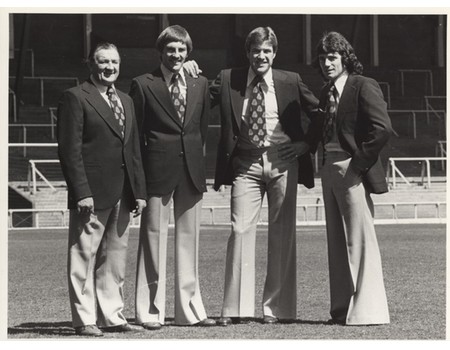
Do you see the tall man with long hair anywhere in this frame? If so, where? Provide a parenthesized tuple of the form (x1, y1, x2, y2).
(314, 31, 391, 325)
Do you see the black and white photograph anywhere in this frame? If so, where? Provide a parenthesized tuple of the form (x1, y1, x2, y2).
(1, 1, 448, 347)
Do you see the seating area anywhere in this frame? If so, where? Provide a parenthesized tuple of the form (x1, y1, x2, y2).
(8, 46, 447, 228)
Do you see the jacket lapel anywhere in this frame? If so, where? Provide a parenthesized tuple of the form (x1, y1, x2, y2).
(146, 69, 183, 128)
(272, 69, 288, 117)
(83, 80, 124, 140)
(229, 68, 248, 130)
(336, 74, 355, 131)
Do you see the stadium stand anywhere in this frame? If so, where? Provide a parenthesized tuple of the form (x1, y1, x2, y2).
(8, 15, 446, 228)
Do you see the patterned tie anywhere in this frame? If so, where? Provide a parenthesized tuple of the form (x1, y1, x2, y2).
(322, 84, 338, 145)
(170, 73, 186, 124)
(106, 86, 125, 138)
(248, 76, 266, 147)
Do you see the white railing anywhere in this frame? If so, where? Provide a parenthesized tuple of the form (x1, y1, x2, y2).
(386, 157, 446, 189)
(398, 69, 434, 96)
(9, 124, 56, 149)
(27, 159, 61, 194)
(8, 208, 68, 229)
(49, 107, 57, 123)
(388, 109, 446, 139)
(8, 201, 446, 229)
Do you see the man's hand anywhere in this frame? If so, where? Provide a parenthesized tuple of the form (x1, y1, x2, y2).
(77, 197, 94, 214)
(132, 199, 147, 217)
(278, 142, 310, 161)
(183, 60, 202, 78)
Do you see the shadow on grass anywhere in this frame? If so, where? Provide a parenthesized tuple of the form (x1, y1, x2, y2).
(8, 318, 331, 338)
(8, 317, 142, 337)
(8, 321, 75, 336)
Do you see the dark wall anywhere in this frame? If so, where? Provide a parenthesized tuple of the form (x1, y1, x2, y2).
(379, 15, 440, 68)
(12, 14, 85, 77)
(10, 13, 446, 84)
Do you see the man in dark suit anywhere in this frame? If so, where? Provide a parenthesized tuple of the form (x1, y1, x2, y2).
(130, 25, 215, 330)
(314, 31, 391, 325)
(187, 26, 319, 325)
(57, 42, 147, 337)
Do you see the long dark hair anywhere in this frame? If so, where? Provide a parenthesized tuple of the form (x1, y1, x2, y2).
(313, 31, 363, 75)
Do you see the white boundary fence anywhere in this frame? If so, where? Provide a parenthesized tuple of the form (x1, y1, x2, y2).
(7, 201, 447, 230)
(386, 157, 447, 189)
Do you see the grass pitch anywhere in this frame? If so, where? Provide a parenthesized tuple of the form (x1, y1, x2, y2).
(7, 224, 446, 340)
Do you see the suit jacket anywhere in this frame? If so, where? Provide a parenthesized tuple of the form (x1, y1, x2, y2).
(211, 67, 320, 191)
(317, 74, 392, 194)
(57, 80, 147, 210)
(129, 68, 210, 195)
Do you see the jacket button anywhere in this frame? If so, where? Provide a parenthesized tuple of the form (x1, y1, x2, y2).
(233, 135, 238, 140)
(181, 131, 185, 136)
(179, 152, 184, 157)
(121, 164, 125, 169)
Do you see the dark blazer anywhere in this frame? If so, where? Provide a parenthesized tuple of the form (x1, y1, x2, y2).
(129, 68, 210, 195)
(211, 67, 320, 191)
(57, 80, 147, 210)
(318, 74, 392, 194)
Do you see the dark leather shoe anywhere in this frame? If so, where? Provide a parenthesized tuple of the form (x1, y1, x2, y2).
(217, 317, 232, 326)
(103, 323, 137, 332)
(194, 318, 216, 327)
(263, 316, 279, 324)
(75, 325, 103, 337)
(142, 321, 162, 330)
(217, 317, 243, 326)
(325, 318, 346, 325)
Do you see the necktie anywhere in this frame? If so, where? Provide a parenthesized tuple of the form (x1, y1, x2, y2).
(248, 76, 266, 147)
(171, 73, 186, 124)
(323, 84, 338, 145)
(106, 86, 125, 138)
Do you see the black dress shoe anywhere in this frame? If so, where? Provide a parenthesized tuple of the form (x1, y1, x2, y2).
(325, 318, 346, 325)
(142, 321, 163, 330)
(217, 317, 243, 326)
(263, 316, 279, 324)
(194, 318, 216, 327)
(217, 317, 232, 326)
(75, 325, 103, 337)
(102, 323, 137, 332)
